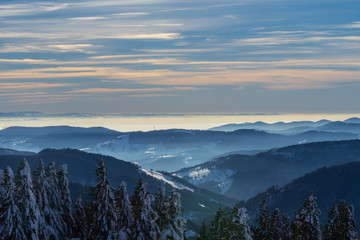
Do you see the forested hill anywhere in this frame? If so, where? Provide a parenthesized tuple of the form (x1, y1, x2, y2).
(175, 139, 360, 199)
(0, 148, 234, 227)
(241, 161, 360, 224)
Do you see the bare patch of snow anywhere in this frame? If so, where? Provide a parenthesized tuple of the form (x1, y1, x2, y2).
(141, 169, 194, 192)
(177, 168, 235, 194)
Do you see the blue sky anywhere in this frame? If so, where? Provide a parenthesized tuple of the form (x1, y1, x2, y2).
(0, 0, 359, 114)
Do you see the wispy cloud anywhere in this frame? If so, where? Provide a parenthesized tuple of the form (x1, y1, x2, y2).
(341, 21, 360, 28)
(223, 14, 238, 20)
(0, 43, 97, 53)
(69, 87, 197, 94)
(67, 17, 108, 21)
(129, 94, 178, 97)
(0, 3, 68, 17)
(113, 12, 149, 18)
(0, 82, 72, 90)
(99, 33, 181, 40)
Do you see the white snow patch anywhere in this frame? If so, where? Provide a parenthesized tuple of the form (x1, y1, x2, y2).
(188, 168, 210, 179)
(160, 155, 176, 158)
(79, 147, 90, 151)
(141, 169, 194, 192)
(178, 168, 235, 194)
(184, 157, 192, 165)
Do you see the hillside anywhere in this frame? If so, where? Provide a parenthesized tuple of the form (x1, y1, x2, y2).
(0, 148, 234, 225)
(241, 161, 360, 224)
(175, 140, 360, 200)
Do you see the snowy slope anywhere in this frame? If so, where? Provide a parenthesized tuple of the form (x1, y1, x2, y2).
(175, 140, 360, 200)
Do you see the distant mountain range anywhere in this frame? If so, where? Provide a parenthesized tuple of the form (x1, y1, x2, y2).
(210, 119, 331, 132)
(0, 147, 34, 156)
(0, 124, 358, 172)
(210, 117, 360, 135)
(175, 140, 360, 200)
(241, 161, 360, 224)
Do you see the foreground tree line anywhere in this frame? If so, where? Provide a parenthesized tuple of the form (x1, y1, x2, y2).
(0, 159, 185, 240)
(198, 193, 358, 240)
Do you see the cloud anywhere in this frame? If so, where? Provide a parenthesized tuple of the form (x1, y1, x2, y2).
(89, 53, 182, 59)
(113, 12, 149, 18)
(341, 21, 360, 28)
(0, 43, 97, 53)
(232, 35, 360, 46)
(46, 44, 96, 53)
(135, 48, 223, 53)
(69, 87, 197, 94)
(0, 3, 68, 17)
(223, 14, 238, 20)
(100, 33, 181, 40)
(0, 82, 72, 90)
(129, 94, 178, 97)
(67, 17, 108, 21)
(0, 58, 57, 64)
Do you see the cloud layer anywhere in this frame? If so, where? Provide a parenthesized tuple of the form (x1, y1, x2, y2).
(0, 0, 359, 113)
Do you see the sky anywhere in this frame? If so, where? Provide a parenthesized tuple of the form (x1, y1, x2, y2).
(0, 0, 360, 114)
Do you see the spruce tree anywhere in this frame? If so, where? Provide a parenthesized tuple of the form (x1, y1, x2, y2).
(197, 222, 209, 240)
(271, 208, 281, 240)
(73, 195, 88, 240)
(291, 210, 300, 240)
(155, 186, 169, 233)
(46, 161, 65, 236)
(253, 200, 273, 240)
(115, 181, 133, 240)
(293, 193, 322, 240)
(33, 159, 58, 239)
(88, 158, 117, 240)
(209, 207, 229, 240)
(57, 164, 75, 237)
(159, 190, 186, 240)
(229, 207, 252, 240)
(280, 213, 292, 240)
(131, 178, 159, 240)
(0, 167, 25, 239)
(324, 202, 338, 240)
(15, 159, 40, 240)
(335, 200, 358, 240)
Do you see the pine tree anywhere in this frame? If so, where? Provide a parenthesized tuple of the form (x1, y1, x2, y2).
(229, 207, 252, 240)
(46, 161, 65, 236)
(271, 208, 281, 240)
(33, 159, 59, 239)
(15, 159, 40, 240)
(155, 186, 169, 233)
(291, 210, 300, 240)
(280, 213, 292, 240)
(73, 195, 88, 240)
(209, 207, 229, 240)
(253, 200, 273, 240)
(293, 192, 322, 240)
(324, 202, 338, 240)
(0, 167, 25, 239)
(197, 222, 209, 240)
(57, 164, 75, 237)
(131, 178, 159, 240)
(115, 181, 133, 240)
(334, 200, 358, 240)
(159, 190, 186, 240)
(88, 158, 117, 240)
